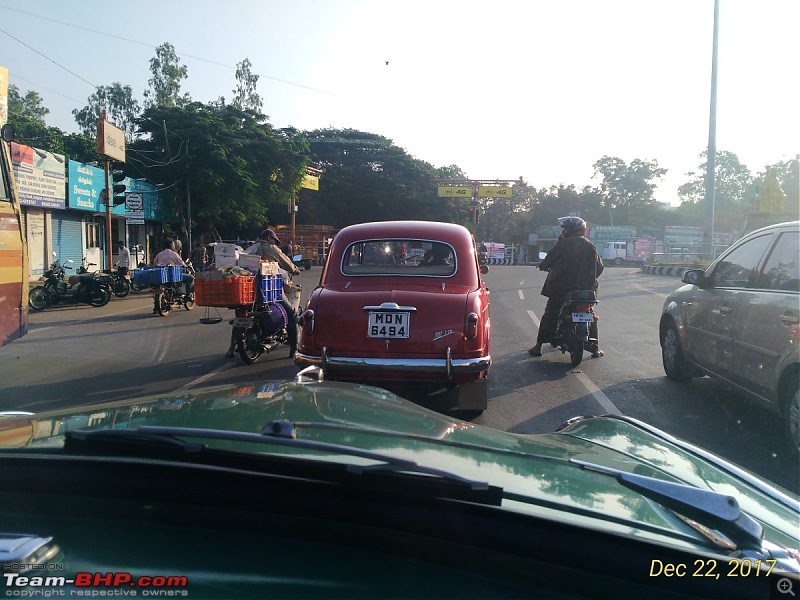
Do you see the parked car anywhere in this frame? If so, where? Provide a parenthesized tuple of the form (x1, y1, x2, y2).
(294, 220, 491, 413)
(0, 369, 797, 599)
(660, 221, 800, 456)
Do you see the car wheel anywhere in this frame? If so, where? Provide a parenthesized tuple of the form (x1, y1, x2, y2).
(783, 376, 800, 458)
(660, 322, 693, 381)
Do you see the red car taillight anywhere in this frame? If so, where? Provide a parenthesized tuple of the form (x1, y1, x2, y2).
(465, 312, 479, 340)
(302, 309, 315, 335)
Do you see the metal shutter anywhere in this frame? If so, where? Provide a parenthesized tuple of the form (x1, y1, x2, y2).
(52, 211, 84, 268)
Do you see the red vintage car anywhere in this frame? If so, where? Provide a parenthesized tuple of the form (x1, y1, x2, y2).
(295, 220, 492, 412)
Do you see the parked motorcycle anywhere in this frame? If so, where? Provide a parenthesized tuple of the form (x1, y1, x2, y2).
(102, 265, 132, 298)
(153, 264, 196, 316)
(29, 254, 112, 310)
(75, 257, 131, 299)
(552, 289, 599, 367)
(230, 274, 302, 364)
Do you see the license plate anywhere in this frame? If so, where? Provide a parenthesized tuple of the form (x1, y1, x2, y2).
(368, 312, 410, 338)
(233, 317, 253, 328)
(572, 312, 594, 323)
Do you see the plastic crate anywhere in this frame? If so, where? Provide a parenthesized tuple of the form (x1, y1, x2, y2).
(165, 265, 184, 282)
(133, 267, 169, 285)
(195, 276, 255, 307)
(258, 273, 283, 304)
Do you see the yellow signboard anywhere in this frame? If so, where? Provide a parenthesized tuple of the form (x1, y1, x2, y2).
(437, 186, 472, 198)
(301, 173, 319, 191)
(478, 186, 512, 198)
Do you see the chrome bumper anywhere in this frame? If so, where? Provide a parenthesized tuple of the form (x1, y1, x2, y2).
(294, 347, 491, 379)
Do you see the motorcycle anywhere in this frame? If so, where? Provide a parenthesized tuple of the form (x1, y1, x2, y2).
(102, 264, 132, 298)
(76, 257, 131, 299)
(153, 264, 196, 316)
(29, 254, 113, 311)
(230, 273, 302, 364)
(552, 289, 600, 367)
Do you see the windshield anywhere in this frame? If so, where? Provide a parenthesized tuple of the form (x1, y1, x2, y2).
(0, 2, 797, 597)
(342, 239, 455, 276)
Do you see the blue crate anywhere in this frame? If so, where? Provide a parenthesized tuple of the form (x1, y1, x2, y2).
(165, 265, 184, 282)
(133, 267, 169, 285)
(258, 273, 283, 304)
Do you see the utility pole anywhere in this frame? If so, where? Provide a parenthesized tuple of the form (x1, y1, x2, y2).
(704, 0, 720, 259)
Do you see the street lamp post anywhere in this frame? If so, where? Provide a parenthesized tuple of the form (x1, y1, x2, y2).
(704, 0, 720, 259)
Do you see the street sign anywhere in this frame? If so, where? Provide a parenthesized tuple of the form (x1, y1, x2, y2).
(437, 186, 472, 198)
(301, 173, 319, 190)
(478, 186, 512, 198)
(125, 192, 143, 210)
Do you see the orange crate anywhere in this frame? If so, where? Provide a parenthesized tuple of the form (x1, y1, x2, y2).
(195, 276, 255, 306)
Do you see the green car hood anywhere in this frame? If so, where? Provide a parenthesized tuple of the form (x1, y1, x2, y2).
(1, 377, 798, 554)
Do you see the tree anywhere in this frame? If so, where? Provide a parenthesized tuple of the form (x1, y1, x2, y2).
(304, 128, 467, 229)
(73, 83, 140, 139)
(231, 58, 263, 113)
(144, 42, 189, 109)
(8, 85, 49, 123)
(677, 150, 753, 233)
(592, 156, 666, 218)
(130, 102, 307, 237)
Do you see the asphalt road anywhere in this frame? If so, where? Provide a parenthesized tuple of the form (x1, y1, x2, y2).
(1, 265, 797, 494)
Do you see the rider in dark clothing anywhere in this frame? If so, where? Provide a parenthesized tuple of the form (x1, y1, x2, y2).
(529, 217, 604, 357)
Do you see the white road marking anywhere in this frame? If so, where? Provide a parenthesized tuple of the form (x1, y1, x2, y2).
(518, 289, 525, 300)
(526, 309, 622, 415)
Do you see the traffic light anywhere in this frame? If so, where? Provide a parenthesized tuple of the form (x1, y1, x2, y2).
(111, 161, 126, 206)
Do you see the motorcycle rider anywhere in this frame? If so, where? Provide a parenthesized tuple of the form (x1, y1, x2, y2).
(225, 229, 300, 358)
(528, 217, 604, 358)
(152, 238, 195, 314)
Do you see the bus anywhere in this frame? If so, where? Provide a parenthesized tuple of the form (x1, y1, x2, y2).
(0, 129, 28, 346)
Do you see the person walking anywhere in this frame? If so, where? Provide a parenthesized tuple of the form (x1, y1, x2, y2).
(528, 217, 604, 358)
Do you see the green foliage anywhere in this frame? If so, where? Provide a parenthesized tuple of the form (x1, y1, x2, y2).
(303, 128, 467, 229)
(144, 42, 189, 109)
(677, 150, 754, 232)
(72, 83, 141, 139)
(8, 85, 49, 123)
(232, 58, 263, 113)
(129, 103, 307, 237)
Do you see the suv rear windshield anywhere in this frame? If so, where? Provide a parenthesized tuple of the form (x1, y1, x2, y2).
(342, 239, 456, 277)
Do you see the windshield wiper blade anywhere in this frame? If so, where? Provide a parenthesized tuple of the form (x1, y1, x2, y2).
(571, 459, 763, 549)
(65, 425, 502, 504)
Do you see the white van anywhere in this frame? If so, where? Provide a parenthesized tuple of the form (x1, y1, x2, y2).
(600, 241, 627, 265)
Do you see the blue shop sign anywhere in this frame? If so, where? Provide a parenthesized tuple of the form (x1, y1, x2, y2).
(68, 161, 126, 215)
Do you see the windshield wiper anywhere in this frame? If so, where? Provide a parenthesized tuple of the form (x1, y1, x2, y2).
(570, 459, 763, 549)
(65, 425, 503, 506)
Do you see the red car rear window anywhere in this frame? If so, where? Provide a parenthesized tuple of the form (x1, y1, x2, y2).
(341, 239, 456, 277)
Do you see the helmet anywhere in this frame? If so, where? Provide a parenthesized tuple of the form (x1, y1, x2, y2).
(558, 216, 587, 237)
(259, 229, 279, 243)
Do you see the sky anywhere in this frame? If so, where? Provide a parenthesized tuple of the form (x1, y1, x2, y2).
(0, 0, 798, 206)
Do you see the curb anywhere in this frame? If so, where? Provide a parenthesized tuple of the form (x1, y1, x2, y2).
(640, 265, 690, 277)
